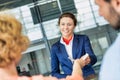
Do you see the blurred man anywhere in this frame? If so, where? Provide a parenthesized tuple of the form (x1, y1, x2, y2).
(95, 0, 120, 80)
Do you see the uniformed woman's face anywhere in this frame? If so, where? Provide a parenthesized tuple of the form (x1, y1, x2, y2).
(59, 17, 75, 39)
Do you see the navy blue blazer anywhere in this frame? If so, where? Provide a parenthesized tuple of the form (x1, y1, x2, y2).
(50, 34, 97, 79)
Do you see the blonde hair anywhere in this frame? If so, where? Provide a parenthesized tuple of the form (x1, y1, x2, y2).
(0, 13, 30, 67)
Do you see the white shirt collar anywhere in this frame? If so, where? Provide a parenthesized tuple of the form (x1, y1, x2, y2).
(60, 35, 74, 45)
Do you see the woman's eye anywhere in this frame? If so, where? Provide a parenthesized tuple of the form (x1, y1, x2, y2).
(61, 23, 65, 26)
(67, 23, 72, 26)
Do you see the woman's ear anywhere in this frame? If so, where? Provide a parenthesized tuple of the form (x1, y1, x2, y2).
(111, 0, 120, 13)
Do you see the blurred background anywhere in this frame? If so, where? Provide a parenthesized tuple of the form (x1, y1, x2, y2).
(0, 0, 119, 79)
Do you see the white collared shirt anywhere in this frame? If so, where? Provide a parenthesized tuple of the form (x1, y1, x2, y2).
(60, 36, 74, 60)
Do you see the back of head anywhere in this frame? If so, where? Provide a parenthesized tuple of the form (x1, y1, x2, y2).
(0, 12, 30, 67)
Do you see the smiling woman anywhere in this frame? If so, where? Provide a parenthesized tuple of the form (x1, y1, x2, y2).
(50, 12, 97, 80)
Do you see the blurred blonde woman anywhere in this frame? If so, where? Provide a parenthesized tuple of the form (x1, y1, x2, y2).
(0, 12, 83, 80)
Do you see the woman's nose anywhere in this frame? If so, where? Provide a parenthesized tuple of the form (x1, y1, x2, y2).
(64, 25, 68, 29)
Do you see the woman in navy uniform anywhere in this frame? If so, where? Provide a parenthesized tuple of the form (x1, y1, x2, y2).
(50, 12, 97, 80)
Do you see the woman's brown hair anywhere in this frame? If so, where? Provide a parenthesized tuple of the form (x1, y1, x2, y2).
(58, 12, 77, 26)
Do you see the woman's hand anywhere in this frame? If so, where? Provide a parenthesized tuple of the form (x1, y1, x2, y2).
(80, 54, 91, 67)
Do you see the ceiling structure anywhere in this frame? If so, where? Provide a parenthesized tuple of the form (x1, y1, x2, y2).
(0, 0, 33, 9)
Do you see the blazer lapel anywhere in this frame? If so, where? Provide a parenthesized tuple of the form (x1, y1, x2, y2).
(59, 43, 73, 66)
(59, 44, 68, 58)
(72, 35, 79, 59)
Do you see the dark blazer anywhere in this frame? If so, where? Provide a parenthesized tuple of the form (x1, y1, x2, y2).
(50, 34, 97, 79)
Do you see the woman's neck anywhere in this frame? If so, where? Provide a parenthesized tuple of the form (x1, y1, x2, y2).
(0, 62, 18, 79)
(63, 35, 73, 45)
(63, 34, 73, 40)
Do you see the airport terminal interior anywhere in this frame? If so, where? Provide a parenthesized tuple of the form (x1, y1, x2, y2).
(0, 0, 120, 79)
